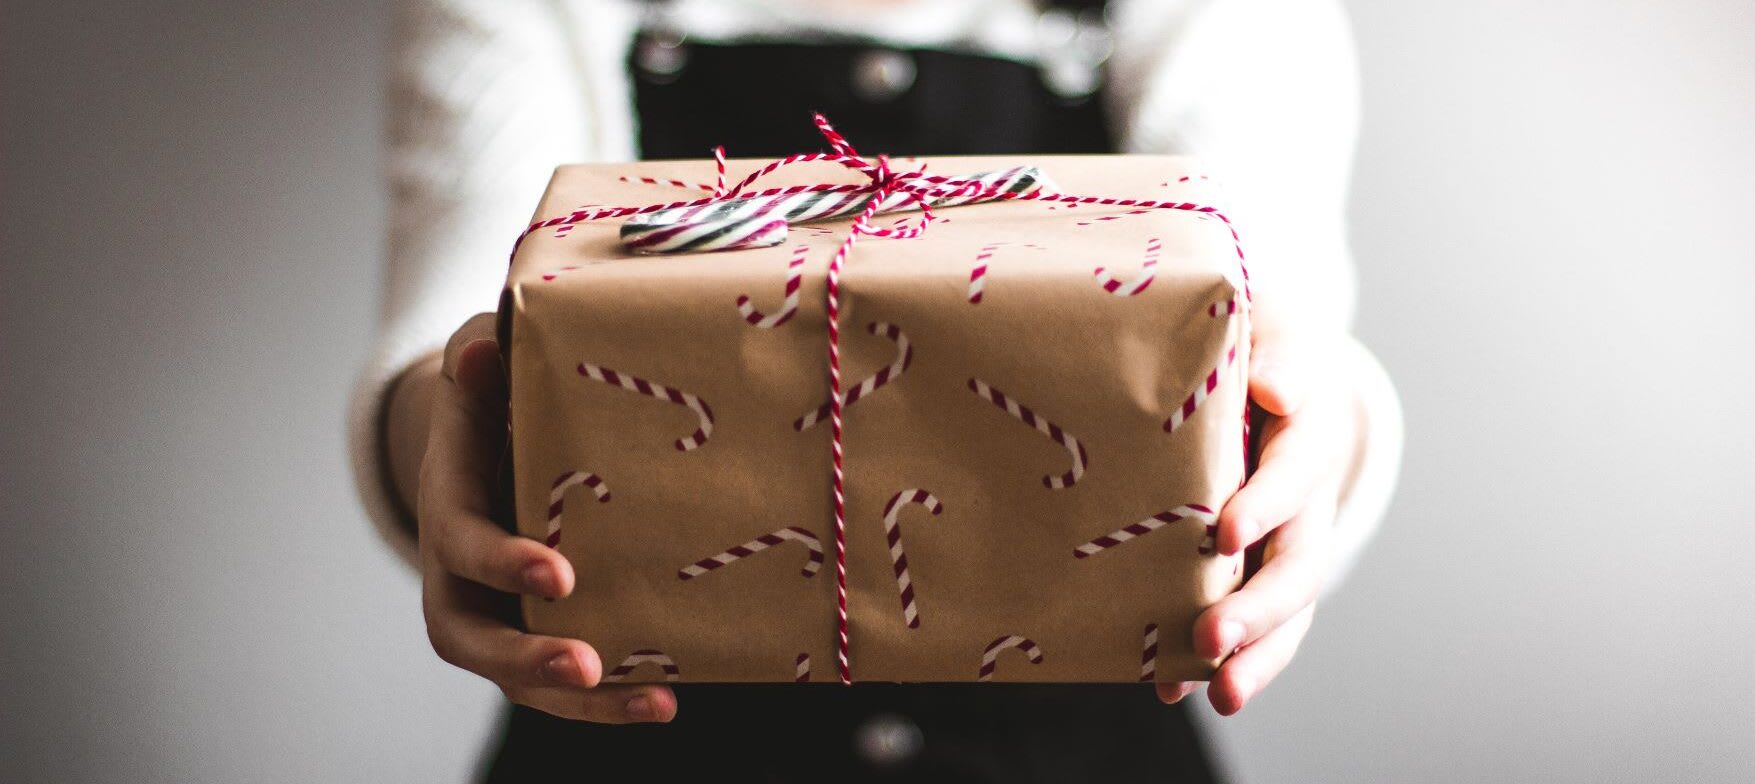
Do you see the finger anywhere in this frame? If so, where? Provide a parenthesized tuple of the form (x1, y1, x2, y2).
(421, 378, 570, 597)
(1217, 401, 1344, 555)
(441, 312, 499, 381)
(427, 499, 572, 597)
(423, 358, 508, 508)
(1196, 496, 1335, 659)
(1207, 604, 1315, 716)
(1155, 680, 1201, 705)
(454, 336, 508, 408)
(507, 683, 679, 724)
(1248, 325, 1314, 417)
(425, 573, 601, 689)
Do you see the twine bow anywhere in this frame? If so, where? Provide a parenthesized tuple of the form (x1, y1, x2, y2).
(511, 114, 1252, 686)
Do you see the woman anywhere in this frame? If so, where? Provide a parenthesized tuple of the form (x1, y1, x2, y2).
(350, 0, 1402, 779)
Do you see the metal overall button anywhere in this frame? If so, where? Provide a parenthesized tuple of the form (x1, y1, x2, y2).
(851, 49, 917, 103)
(853, 712, 924, 767)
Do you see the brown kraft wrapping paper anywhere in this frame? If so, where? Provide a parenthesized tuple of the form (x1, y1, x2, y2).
(501, 154, 1250, 684)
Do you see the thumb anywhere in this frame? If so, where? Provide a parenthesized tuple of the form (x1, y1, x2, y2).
(454, 338, 508, 409)
(442, 313, 506, 408)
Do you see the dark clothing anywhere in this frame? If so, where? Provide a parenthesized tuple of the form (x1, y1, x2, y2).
(485, 684, 1222, 783)
(631, 41, 1112, 159)
(484, 21, 1225, 784)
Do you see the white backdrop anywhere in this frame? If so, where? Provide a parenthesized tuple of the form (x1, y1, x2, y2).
(3, 1, 1751, 782)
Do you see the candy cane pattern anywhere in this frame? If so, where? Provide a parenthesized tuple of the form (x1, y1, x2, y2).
(978, 635, 1044, 682)
(603, 650, 679, 683)
(734, 244, 809, 328)
(795, 653, 811, 683)
(1073, 504, 1217, 559)
(545, 470, 610, 548)
(967, 243, 1003, 304)
(1208, 298, 1238, 318)
(1092, 237, 1161, 297)
(965, 242, 1043, 304)
(966, 378, 1087, 489)
(677, 526, 824, 580)
(1140, 624, 1160, 682)
(882, 489, 943, 628)
(1075, 207, 1154, 227)
(794, 322, 911, 431)
(1162, 343, 1237, 435)
(620, 173, 716, 192)
(576, 362, 715, 451)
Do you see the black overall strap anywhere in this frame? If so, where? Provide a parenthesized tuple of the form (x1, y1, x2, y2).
(630, 1, 1115, 158)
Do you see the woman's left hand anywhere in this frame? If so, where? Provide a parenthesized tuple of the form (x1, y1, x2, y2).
(1157, 309, 1362, 715)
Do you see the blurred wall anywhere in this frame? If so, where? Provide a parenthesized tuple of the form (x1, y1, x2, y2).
(2, 1, 1751, 782)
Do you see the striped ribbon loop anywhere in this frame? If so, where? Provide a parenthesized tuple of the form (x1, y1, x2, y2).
(510, 114, 1256, 687)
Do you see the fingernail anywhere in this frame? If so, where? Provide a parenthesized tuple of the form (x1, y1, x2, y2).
(1228, 675, 1257, 711)
(1218, 620, 1247, 653)
(1162, 682, 1196, 704)
(521, 562, 555, 594)
(462, 338, 496, 355)
(625, 695, 656, 721)
(544, 653, 576, 683)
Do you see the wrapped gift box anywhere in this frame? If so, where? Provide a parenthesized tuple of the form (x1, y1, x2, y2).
(500, 154, 1250, 683)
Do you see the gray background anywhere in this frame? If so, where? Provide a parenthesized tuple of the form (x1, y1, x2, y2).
(3, 1, 1751, 781)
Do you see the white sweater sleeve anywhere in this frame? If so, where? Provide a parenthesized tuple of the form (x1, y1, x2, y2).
(1108, 0, 1402, 592)
(347, 0, 638, 568)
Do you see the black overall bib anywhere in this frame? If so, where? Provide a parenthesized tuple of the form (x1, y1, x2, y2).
(485, 4, 1225, 781)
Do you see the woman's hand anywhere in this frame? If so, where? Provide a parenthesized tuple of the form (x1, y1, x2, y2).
(1157, 307, 1362, 715)
(402, 313, 677, 723)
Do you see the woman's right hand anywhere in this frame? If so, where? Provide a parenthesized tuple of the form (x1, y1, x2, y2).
(411, 313, 678, 723)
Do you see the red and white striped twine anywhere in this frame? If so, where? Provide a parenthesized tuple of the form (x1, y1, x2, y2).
(545, 470, 609, 548)
(882, 489, 943, 629)
(604, 650, 680, 683)
(677, 526, 823, 580)
(1073, 504, 1217, 559)
(978, 635, 1044, 682)
(795, 653, 811, 682)
(510, 114, 1254, 686)
(966, 378, 1087, 489)
(576, 362, 715, 451)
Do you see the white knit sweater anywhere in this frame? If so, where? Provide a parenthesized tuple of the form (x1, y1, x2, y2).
(351, 0, 1402, 589)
